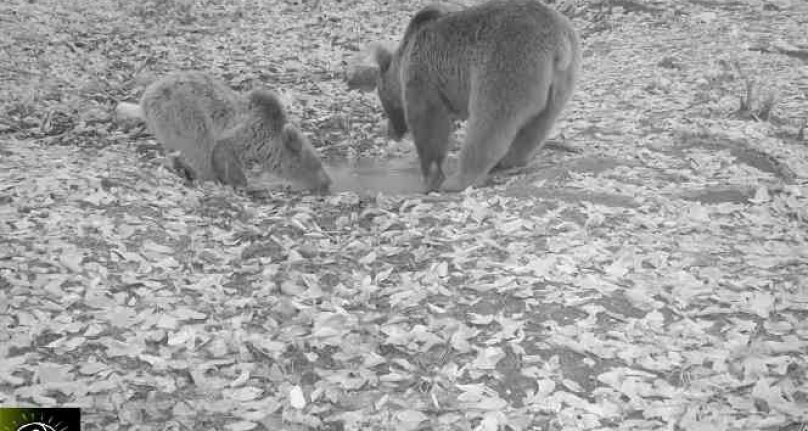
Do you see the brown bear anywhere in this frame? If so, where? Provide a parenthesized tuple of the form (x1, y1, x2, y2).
(351, 0, 581, 192)
(117, 72, 331, 192)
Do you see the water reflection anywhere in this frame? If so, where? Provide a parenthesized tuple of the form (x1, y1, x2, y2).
(326, 157, 429, 195)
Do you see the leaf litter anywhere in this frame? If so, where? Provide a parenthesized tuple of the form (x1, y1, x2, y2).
(2, 0, 808, 429)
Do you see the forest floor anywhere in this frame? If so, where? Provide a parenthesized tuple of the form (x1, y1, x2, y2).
(1, 0, 807, 429)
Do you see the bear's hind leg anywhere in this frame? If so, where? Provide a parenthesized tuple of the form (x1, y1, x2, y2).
(440, 108, 527, 192)
(406, 98, 453, 192)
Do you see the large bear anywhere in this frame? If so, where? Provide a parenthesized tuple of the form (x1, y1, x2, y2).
(353, 0, 581, 192)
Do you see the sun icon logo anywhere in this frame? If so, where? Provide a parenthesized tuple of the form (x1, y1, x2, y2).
(17, 423, 58, 431)
(0, 409, 76, 431)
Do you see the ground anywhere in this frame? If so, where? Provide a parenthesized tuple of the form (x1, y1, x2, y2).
(1, 0, 807, 430)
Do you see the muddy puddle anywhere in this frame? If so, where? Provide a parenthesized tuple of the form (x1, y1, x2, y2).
(326, 157, 436, 195)
(323, 154, 619, 196)
(319, 151, 761, 208)
(324, 154, 626, 196)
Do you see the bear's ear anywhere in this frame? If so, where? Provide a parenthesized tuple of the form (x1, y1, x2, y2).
(408, 4, 451, 30)
(373, 43, 394, 74)
(345, 41, 395, 92)
(345, 64, 379, 92)
(281, 124, 304, 153)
